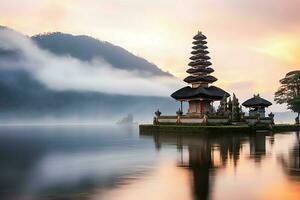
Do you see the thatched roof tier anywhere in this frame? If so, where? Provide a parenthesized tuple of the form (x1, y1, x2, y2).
(193, 32, 207, 40)
(188, 60, 212, 67)
(192, 45, 208, 50)
(189, 54, 210, 60)
(171, 86, 230, 100)
(184, 75, 217, 84)
(192, 40, 207, 45)
(242, 94, 272, 108)
(188, 65, 208, 69)
(186, 67, 214, 74)
(191, 49, 209, 55)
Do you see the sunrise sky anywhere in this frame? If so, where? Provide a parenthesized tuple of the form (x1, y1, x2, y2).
(1, 0, 300, 111)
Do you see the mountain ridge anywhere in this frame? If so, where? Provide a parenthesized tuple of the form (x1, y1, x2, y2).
(0, 26, 177, 121)
(31, 32, 172, 77)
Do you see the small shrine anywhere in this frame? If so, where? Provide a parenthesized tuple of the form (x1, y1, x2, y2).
(242, 94, 272, 117)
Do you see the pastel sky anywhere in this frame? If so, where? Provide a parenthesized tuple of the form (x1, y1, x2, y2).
(1, 0, 300, 111)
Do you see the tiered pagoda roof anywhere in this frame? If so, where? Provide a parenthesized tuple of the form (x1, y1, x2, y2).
(184, 32, 216, 84)
(171, 86, 229, 100)
(171, 31, 229, 101)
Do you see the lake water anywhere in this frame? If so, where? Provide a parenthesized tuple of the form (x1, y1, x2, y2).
(0, 125, 299, 200)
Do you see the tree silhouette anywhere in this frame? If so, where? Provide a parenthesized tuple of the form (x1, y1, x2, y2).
(275, 70, 300, 123)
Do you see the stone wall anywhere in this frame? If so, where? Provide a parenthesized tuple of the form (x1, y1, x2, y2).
(245, 117, 273, 125)
(207, 118, 229, 124)
(157, 115, 205, 124)
(156, 115, 274, 125)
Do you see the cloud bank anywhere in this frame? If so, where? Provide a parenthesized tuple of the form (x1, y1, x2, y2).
(0, 28, 182, 97)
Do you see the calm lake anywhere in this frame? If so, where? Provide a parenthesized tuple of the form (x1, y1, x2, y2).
(0, 125, 299, 200)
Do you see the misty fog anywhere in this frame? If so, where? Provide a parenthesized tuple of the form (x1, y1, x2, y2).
(0, 28, 185, 124)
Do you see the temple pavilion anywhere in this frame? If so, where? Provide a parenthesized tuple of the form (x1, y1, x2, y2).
(242, 94, 272, 118)
(171, 31, 229, 116)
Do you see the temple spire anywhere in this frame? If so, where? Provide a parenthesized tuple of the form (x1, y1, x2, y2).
(171, 31, 229, 116)
(184, 32, 217, 86)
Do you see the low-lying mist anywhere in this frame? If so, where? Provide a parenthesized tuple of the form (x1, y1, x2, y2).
(0, 27, 183, 124)
(0, 28, 182, 97)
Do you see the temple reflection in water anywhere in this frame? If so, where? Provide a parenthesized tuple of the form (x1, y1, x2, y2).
(0, 126, 299, 199)
(142, 131, 300, 200)
(279, 131, 300, 182)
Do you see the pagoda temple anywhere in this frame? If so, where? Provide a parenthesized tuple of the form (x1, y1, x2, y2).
(171, 31, 229, 116)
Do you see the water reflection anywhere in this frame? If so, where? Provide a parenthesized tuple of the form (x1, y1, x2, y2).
(0, 126, 300, 200)
(279, 131, 300, 182)
(249, 134, 266, 162)
(148, 133, 249, 200)
(141, 131, 300, 200)
(0, 125, 156, 200)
